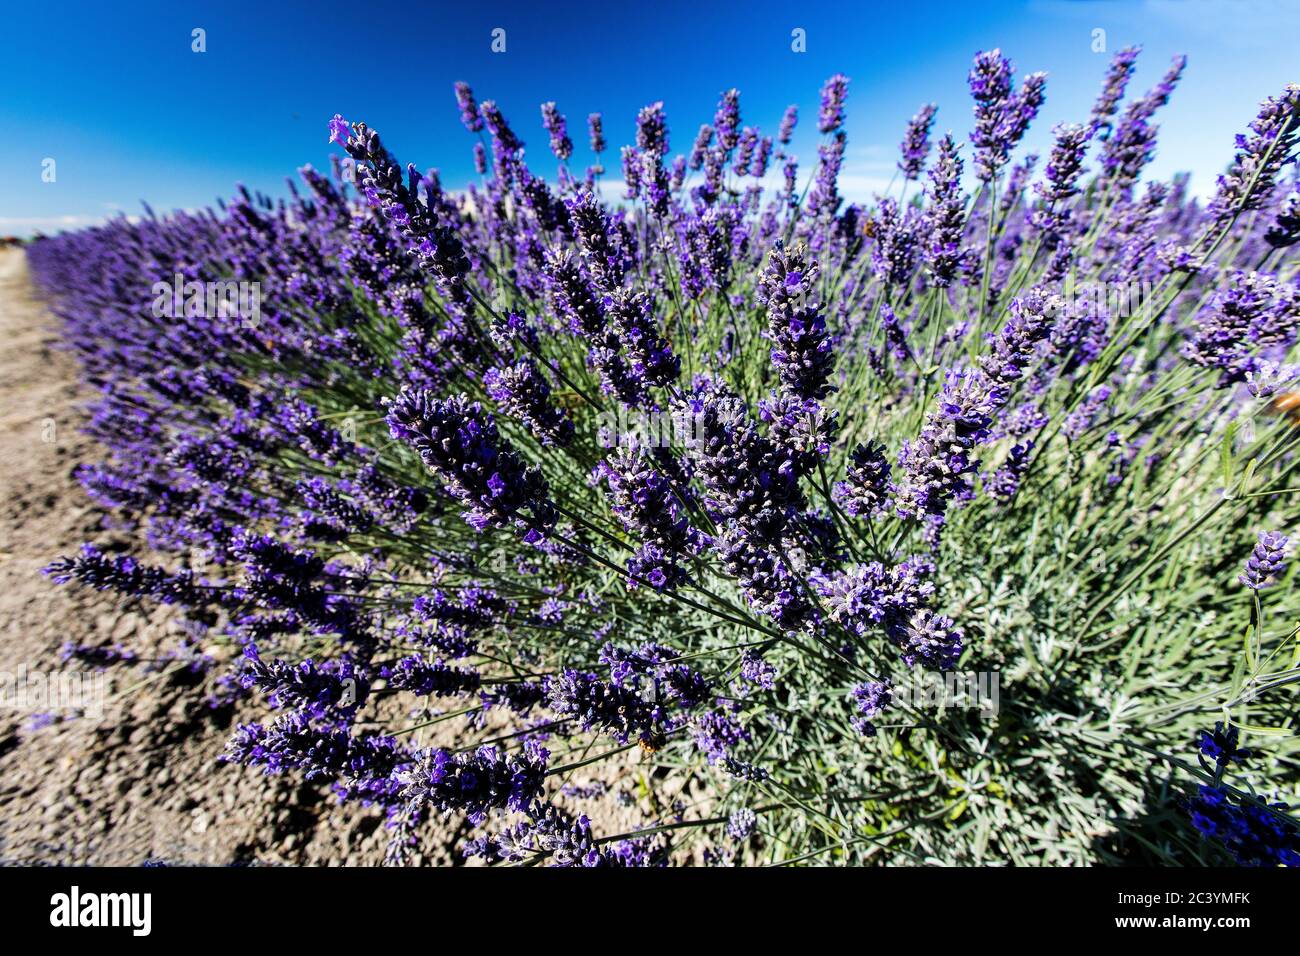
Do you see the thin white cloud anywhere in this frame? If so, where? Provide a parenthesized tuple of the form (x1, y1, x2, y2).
(592, 149, 899, 212)
(0, 215, 101, 228)
(0, 213, 139, 236)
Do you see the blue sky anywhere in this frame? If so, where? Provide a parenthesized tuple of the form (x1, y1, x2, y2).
(2, 0, 1297, 235)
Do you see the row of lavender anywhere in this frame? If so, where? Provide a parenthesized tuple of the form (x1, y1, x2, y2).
(28, 48, 1300, 865)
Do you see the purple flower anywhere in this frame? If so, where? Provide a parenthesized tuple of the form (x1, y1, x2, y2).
(968, 50, 1046, 184)
(620, 145, 641, 199)
(1240, 530, 1288, 590)
(225, 711, 405, 793)
(732, 127, 758, 176)
(1100, 55, 1187, 190)
(684, 381, 821, 631)
(479, 99, 524, 173)
(241, 644, 367, 719)
(1265, 182, 1300, 248)
(713, 89, 742, 152)
(1186, 785, 1300, 866)
(384, 655, 481, 698)
(410, 586, 508, 658)
(630, 102, 672, 215)
(398, 744, 547, 826)
(739, 650, 777, 690)
(598, 445, 706, 592)
(1246, 360, 1300, 397)
(983, 441, 1033, 501)
(817, 73, 850, 134)
(759, 242, 835, 401)
(587, 112, 605, 155)
(850, 680, 892, 736)
(869, 198, 920, 288)
(922, 133, 967, 287)
(454, 81, 484, 133)
(750, 136, 773, 179)
(45, 544, 206, 607)
(339, 119, 473, 309)
(1089, 46, 1141, 138)
(1206, 84, 1300, 227)
(484, 359, 575, 448)
(1032, 123, 1092, 234)
(327, 113, 351, 146)
(1199, 722, 1251, 772)
(815, 558, 961, 668)
(468, 804, 646, 867)
(546, 669, 665, 745)
(894, 289, 1059, 522)
(385, 390, 557, 541)
(1183, 271, 1300, 386)
(727, 808, 758, 840)
(1003, 71, 1048, 152)
(835, 441, 892, 518)
(636, 101, 669, 157)
(778, 105, 798, 145)
(541, 101, 574, 162)
(1063, 386, 1112, 440)
(968, 50, 1015, 182)
(599, 640, 710, 711)
(230, 532, 366, 637)
(898, 103, 937, 179)
(691, 704, 752, 765)
(805, 132, 846, 221)
(688, 123, 713, 170)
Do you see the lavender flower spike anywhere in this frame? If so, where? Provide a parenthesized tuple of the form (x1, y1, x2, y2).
(922, 133, 966, 288)
(818, 73, 850, 134)
(587, 112, 605, 155)
(541, 101, 574, 162)
(834, 441, 892, 518)
(778, 105, 798, 145)
(385, 390, 558, 541)
(713, 89, 742, 152)
(894, 288, 1058, 522)
(397, 744, 547, 826)
(968, 49, 1015, 183)
(454, 82, 484, 133)
(484, 359, 575, 448)
(1240, 531, 1288, 590)
(1089, 46, 1141, 138)
(898, 103, 937, 180)
(758, 241, 835, 401)
(1206, 84, 1300, 227)
(1031, 122, 1092, 238)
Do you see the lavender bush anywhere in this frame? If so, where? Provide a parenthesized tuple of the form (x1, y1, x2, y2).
(29, 48, 1300, 865)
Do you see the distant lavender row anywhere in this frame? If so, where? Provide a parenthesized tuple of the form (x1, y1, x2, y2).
(29, 49, 1300, 866)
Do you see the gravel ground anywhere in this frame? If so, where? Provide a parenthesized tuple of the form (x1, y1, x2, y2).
(0, 247, 424, 865)
(0, 248, 658, 866)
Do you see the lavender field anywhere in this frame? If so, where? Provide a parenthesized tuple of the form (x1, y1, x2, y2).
(16, 42, 1300, 868)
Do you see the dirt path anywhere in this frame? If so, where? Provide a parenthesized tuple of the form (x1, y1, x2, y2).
(0, 247, 462, 865)
(0, 248, 656, 865)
